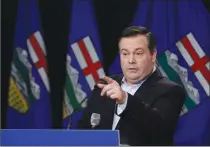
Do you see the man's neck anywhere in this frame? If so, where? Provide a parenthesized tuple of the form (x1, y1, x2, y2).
(125, 65, 156, 86)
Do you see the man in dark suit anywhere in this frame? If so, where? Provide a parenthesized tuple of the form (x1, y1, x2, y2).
(77, 26, 186, 146)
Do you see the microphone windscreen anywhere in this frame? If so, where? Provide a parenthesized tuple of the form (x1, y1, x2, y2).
(90, 113, 101, 127)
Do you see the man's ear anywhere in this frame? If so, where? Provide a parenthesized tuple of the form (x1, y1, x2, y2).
(152, 49, 157, 62)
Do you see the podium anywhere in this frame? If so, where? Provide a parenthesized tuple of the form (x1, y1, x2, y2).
(1, 129, 120, 146)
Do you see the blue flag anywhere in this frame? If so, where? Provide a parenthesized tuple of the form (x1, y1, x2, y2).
(7, 0, 51, 129)
(109, 0, 210, 145)
(62, 0, 105, 128)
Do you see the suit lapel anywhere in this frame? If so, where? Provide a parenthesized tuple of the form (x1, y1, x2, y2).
(134, 70, 163, 104)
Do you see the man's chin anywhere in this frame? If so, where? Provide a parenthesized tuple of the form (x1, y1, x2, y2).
(125, 76, 142, 83)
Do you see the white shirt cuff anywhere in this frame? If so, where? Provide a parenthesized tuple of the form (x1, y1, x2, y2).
(117, 92, 128, 115)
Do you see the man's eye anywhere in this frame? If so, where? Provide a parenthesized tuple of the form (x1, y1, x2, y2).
(136, 52, 143, 55)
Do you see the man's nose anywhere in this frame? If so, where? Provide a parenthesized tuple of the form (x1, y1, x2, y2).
(128, 54, 136, 64)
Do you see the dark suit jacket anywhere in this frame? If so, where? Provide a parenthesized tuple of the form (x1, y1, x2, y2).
(77, 70, 186, 146)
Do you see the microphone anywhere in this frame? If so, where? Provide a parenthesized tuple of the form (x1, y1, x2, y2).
(90, 113, 101, 128)
(67, 97, 88, 129)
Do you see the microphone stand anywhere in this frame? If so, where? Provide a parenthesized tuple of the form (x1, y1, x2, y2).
(67, 97, 88, 129)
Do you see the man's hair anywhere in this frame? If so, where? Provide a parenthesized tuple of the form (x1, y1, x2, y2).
(119, 26, 156, 53)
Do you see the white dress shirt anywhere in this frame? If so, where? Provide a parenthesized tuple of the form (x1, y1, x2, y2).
(112, 66, 156, 130)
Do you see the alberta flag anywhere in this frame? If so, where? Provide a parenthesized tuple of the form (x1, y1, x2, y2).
(63, 0, 105, 128)
(109, 0, 210, 145)
(7, 0, 51, 128)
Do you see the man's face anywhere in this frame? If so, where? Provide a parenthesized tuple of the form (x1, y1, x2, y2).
(119, 35, 156, 85)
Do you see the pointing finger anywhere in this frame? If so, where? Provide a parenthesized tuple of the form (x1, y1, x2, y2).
(102, 76, 114, 84)
(97, 83, 106, 89)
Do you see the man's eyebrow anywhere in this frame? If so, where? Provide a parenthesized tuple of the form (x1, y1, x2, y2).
(120, 48, 144, 52)
(120, 48, 128, 52)
(135, 48, 144, 51)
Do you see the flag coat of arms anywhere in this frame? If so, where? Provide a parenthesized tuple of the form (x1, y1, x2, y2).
(63, 0, 105, 128)
(7, 0, 51, 129)
(109, 0, 210, 145)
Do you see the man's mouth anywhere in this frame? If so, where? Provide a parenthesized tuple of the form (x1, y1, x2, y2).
(128, 68, 137, 71)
